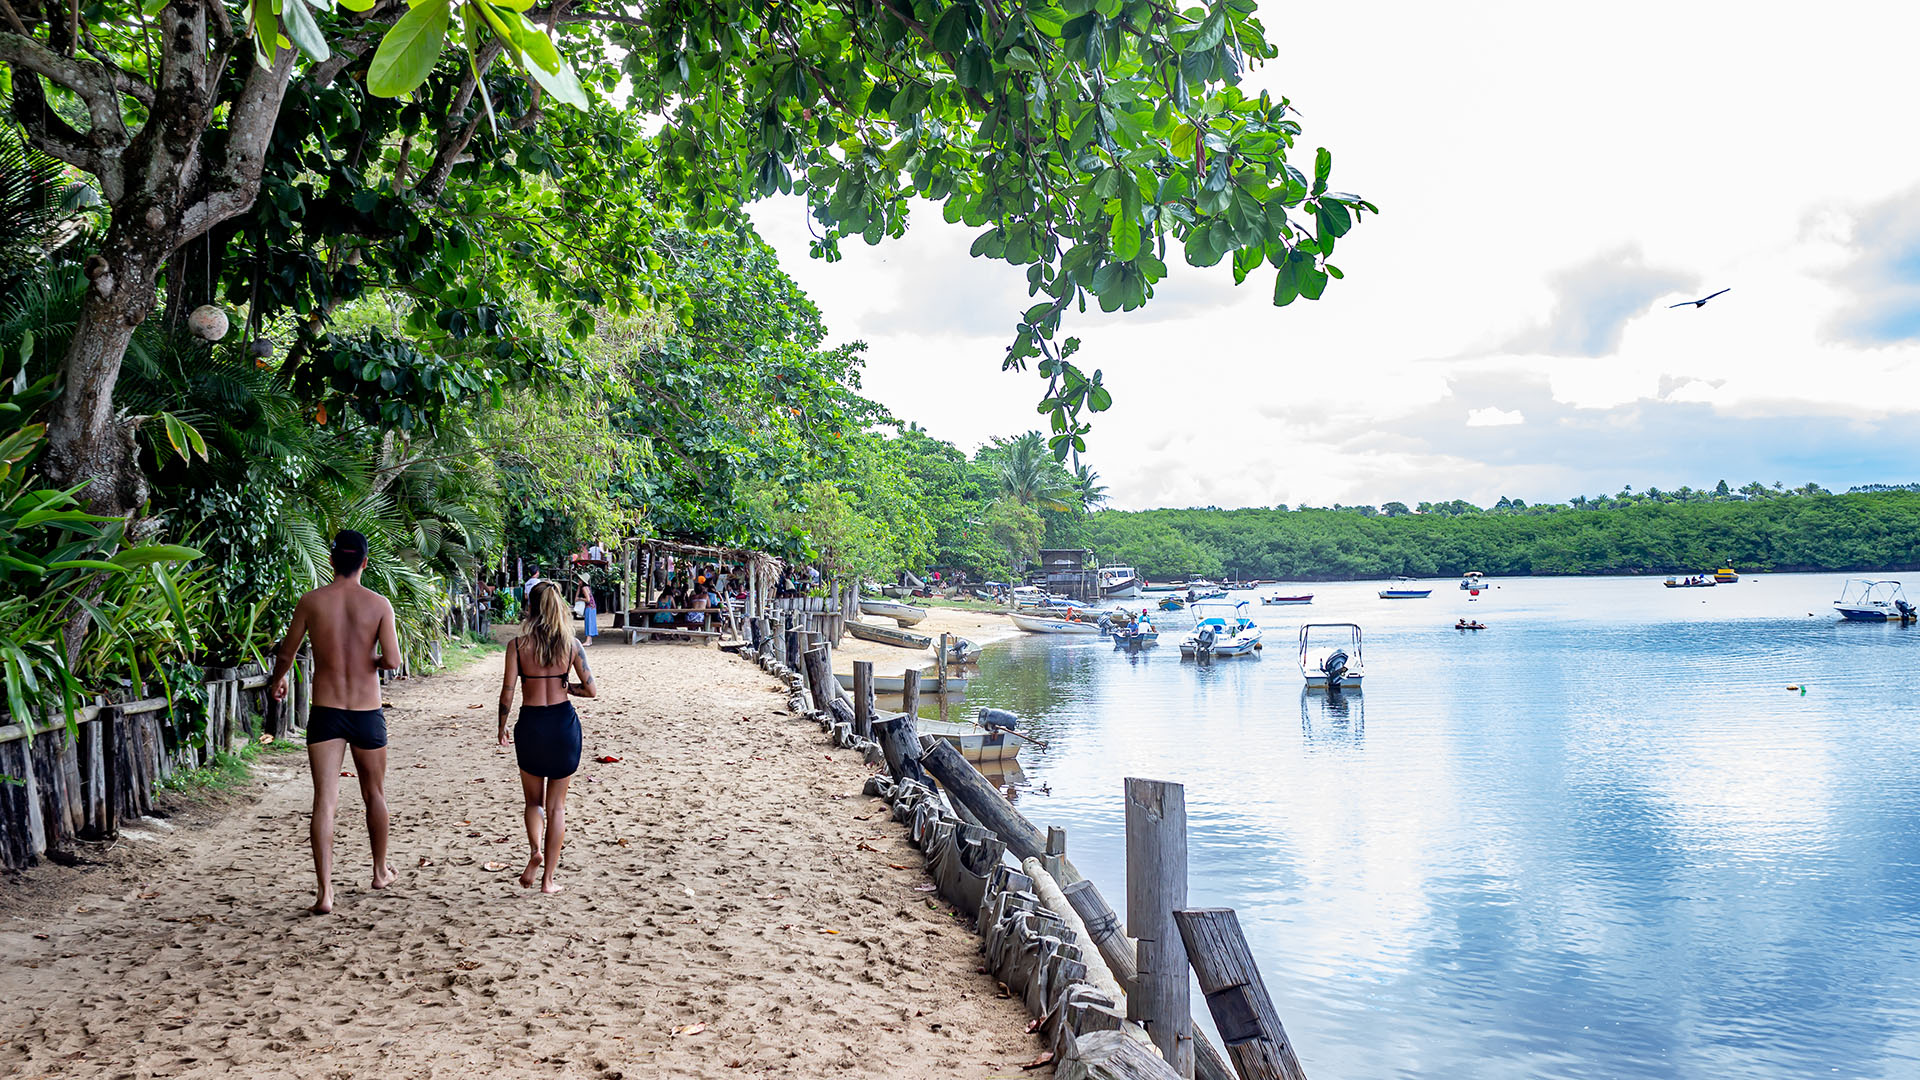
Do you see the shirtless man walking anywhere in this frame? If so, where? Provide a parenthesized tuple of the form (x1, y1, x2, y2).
(267, 530, 402, 914)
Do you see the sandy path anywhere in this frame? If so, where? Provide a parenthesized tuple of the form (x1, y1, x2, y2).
(0, 645, 1040, 1078)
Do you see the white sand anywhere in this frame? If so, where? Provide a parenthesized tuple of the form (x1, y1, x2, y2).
(0, 644, 1041, 1078)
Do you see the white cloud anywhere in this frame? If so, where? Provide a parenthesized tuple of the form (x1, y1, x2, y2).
(1466, 407, 1526, 428)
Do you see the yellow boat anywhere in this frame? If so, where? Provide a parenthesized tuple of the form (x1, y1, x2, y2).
(1715, 567, 1740, 583)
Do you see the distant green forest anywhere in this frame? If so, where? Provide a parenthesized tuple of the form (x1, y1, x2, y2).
(1068, 489, 1920, 581)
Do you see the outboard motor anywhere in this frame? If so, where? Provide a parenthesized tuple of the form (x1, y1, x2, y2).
(1898, 599, 1917, 623)
(1322, 648, 1350, 687)
(1196, 626, 1217, 656)
(978, 708, 1020, 732)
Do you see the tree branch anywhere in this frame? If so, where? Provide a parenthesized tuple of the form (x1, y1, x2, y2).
(177, 48, 296, 242)
(0, 29, 130, 146)
(5, 66, 111, 189)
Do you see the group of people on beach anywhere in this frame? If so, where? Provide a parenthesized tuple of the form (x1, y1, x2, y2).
(266, 530, 596, 913)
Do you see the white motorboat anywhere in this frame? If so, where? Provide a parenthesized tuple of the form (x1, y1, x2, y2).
(1099, 564, 1143, 599)
(1299, 622, 1364, 690)
(1178, 601, 1262, 658)
(1835, 579, 1918, 622)
(859, 598, 928, 626)
(1460, 571, 1489, 592)
(1008, 611, 1102, 634)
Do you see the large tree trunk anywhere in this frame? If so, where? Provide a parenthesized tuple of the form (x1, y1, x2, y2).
(44, 219, 166, 516)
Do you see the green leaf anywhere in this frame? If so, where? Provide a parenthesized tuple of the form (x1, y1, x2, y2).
(279, 0, 331, 61)
(368, 0, 453, 98)
(109, 544, 204, 570)
(1005, 46, 1041, 72)
(1186, 8, 1227, 53)
(1110, 212, 1140, 261)
(43, 559, 129, 574)
(1272, 254, 1300, 306)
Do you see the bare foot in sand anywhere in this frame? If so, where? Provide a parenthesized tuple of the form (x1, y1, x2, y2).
(311, 891, 333, 916)
(372, 863, 397, 890)
(520, 855, 542, 889)
(541, 878, 565, 895)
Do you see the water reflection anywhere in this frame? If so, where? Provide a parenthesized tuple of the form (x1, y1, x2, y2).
(958, 574, 1920, 1080)
(1300, 688, 1364, 750)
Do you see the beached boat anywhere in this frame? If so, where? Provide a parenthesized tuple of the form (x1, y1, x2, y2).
(1834, 579, 1917, 622)
(1009, 611, 1102, 635)
(1299, 622, 1365, 690)
(1179, 600, 1262, 658)
(1099, 565, 1143, 599)
(845, 619, 932, 649)
(916, 718, 1022, 764)
(1378, 588, 1432, 599)
(1261, 594, 1313, 605)
(859, 598, 928, 626)
(835, 671, 970, 694)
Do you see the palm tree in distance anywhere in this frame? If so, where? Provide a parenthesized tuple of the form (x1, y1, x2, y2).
(996, 432, 1078, 513)
(1074, 464, 1108, 510)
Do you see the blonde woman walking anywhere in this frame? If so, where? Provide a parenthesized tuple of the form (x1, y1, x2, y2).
(498, 583, 596, 893)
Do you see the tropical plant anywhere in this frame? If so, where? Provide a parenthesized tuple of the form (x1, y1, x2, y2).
(1074, 464, 1110, 510)
(990, 432, 1080, 513)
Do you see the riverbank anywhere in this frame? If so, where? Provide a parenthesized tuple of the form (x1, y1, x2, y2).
(834, 605, 1024, 677)
(0, 644, 1040, 1078)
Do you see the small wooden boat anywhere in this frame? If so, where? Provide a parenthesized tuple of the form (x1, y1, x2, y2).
(1663, 577, 1716, 588)
(1111, 624, 1159, 648)
(1008, 611, 1101, 634)
(917, 718, 1022, 764)
(1157, 597, 1186, 611)
(845, 619, 933, 649)
(859, 598, 928, 626)
(1261, 594, 1313, 605)
(946, 637, 983, 664)
(835, 671, 970, 693)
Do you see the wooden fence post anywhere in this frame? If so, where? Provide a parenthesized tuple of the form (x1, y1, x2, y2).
(1126, 777, 1194, 1077)
(900, 666, 921, 723)
(920, 739, 1048, 861)
(852, 662, 873, 740)
(1173, 908, 1309, 1080)
(100, 706, 122, 839)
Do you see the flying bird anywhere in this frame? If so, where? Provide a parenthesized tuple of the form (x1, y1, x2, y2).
(1670, 288, 1731, 309)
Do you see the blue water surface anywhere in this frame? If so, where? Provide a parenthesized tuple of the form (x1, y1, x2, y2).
(951, 573, 1920, 1080)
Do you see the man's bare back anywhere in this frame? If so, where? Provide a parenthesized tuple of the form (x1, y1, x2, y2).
(285, 578, 401, 710)
(267, 531, 401, 914)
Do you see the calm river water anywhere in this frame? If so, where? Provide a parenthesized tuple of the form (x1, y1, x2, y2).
(945, 573, 1920, 1080)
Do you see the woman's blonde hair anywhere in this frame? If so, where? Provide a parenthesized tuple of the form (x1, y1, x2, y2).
(522, 582, 572, 668)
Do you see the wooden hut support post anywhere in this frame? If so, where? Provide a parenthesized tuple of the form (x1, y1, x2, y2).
(1126, 777, 1194, 1077)
(1172, 908, 1310, 1080)
(852, 662, 874, 740)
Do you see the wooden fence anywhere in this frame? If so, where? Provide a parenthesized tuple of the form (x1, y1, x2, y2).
(0, 656, 314, 872)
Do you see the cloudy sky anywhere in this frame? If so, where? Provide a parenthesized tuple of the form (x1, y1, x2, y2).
(749, 1, 1920, 511)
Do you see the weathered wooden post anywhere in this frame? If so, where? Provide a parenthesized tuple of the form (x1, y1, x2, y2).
(920, 740, 1049, 861)
(1173, 908, 1309, 1080)
(936, 632, 949, 690)
(1126, 777, 1193, 1077)
(1064, 878, 1140, 990)
(852, 662, 874, 740)
(900, 666, 921, 723)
